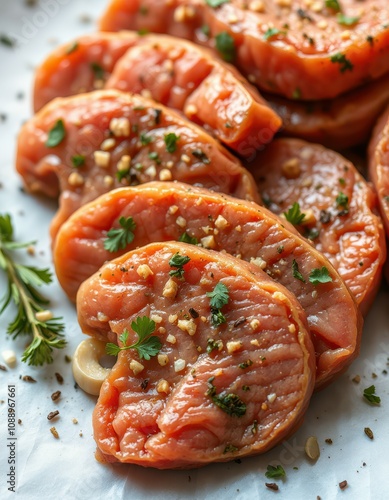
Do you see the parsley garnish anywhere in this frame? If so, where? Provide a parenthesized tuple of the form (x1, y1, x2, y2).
(0, 214, 66, 365)
(215, 31, 236, 62)
(337, 13, 360, 26)
(292, 259, 306, 282)
(192, 149, 210, 164)
(363, 385, 381, 405)
(336, 192, 349, 214)
(106, 316, 162, 360)
(140, 133, 153, 145)
(164, 133, 180, 153)
(325, 0, 340, 11)
(223, 444, 238, 454)
(264, 28, 286, 41)
(148, 151, 161, 164)
(103, 216, 136, 253)
(206, 0, 230, 6)
(207, 282, 229, 327)
(265, 465, 286, 479)
(90, 62, 104, 80)
(284, 202, 306, 225)
(330, 53, 354, 73)
(206, 338, 222, 354)
(239, 359, 253, 369)
(45, 119, 66, 148)
(309, 267, 333, 285)
(179, 232, 198, 245)
(207, 378, 246, 417)
(71, 155, 85, 168)
(201, 25, 211, 37)
(169, 253, 190, 278)
(207, 282, 229, 309)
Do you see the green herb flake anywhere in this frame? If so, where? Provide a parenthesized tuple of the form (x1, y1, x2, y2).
(336, 192, 349, 214)
(192, 149, 210, 164)
(201, 25, 210, 37)
(325, 0, 341, 11)
(206, 0, 230, 6)
(223, 444, 238, 454)
(103, 216, 136, 253)
(284, 202, 306, 225)
(45, 119, 66, 148)
(71, 155, 85, 168)
(65, 41, 78, 55)
(264, 28, 287, 41)
(309, 267, 333, 285)
(206, 338, 222, 354)
(90, 62, 104, 80)
(265, 465, 286, 479)
(292, 259, 306, 283)
(137, 28, 149, 36)
(140, 133, 153, 145)
(207, 282, 229, 309)
(305, 227, 320, 241)
(337, 13, 360, 26)
(330, 53, 354, 73)
(106, 316, 162, 361)
(179, 232, 198, 245)
(239, 359, 253, 369)
(0, 34, 15, 48)
(212, 392, 246, 417)
(164, 133, 180, 153)
(148, 151, 161, 164)
(363, 385, 381, 405)
(169, 253, 191, 278)
(215, 31, 236, 62)
(338, 177, 346, 186)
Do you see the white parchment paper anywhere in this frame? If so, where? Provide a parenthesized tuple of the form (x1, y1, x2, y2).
(0, 2, 388, 499)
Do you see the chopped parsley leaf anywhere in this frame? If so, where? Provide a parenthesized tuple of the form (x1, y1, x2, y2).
(164, 133, 180, 153)
(292, 259, 306, 283)
(309, 267, 333, 285)
(215, 31, 236, 62)
(363, 385, 381, 405)
(169, 252, 190, 278)
(179, 232, 198, 245)
(337, 13, 360, 26)
(45, 119, 66, 148)
(264, 28, 286, 41)
(265, 465, 286, 479)
(284, 202, 306, 225)
(330, 53, 354, 73)
(71, 155, 85, 168)
(191, 149, 210, 164)
(90, 62, 104, 80)
(103, 216, 136, 252)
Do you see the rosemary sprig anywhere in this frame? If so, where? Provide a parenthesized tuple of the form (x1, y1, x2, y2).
(0, 214, 66, 366)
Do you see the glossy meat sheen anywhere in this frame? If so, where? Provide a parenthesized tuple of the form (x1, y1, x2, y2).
(16, 90, 258, 240)
(99, 0, 389, 100)
(33, 32, 139, 112)
(56, 182, 362, 388)
(252, 138, 385, 315)
(107, 33, 281, 154)
(33, 32, 281, 155)
(369, 106, 389, 239)
(265, 72, 389, 150)
(77, 241, 315, 468)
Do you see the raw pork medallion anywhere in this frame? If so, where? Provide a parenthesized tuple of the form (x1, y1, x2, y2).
(76, 241, 315, 468)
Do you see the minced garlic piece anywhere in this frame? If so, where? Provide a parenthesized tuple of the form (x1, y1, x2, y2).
(185, 103, 198, 115)
(159, 169, 172, 181)
(150, 314, 163, 324)
(101, 138, 115, 151)
(282, 157, 301, 179)
(201, 235, 216, 249)
(97, 312, 109, 322)
(166, 334, 177, 344)
(109, 117, 130, 137)
(157, 354, 169, 366)
(250, 339, 260, 347)
(177, 319, 197, 336)
(181, 154, 191, 164)
(288, 324, 296, 334)
(249, 0, 265, 12)
(168, 314, 178, 324)
(176, 216, 187, 228)
(168, 205, 179, 215)
(163, 278, 178, 299)
(145, 165, 157, 179)
(174, 359, 186, 372)
(214, 215, 228, 230)
(267, 393, 277, 403)
(136, 264, 154, 279)
(226, 341, 243, 354)
(130, 360, 144, 375)
(250, 257, 267, 270)
(35, 310, 53, 322)
(103, 175, 114, 188)
(94, 150, 110, 168)
(117, 155, 131, 171)
(250, 319, 260, 330)
(68, 172, 84, 186)
(157, 379, 170, 393)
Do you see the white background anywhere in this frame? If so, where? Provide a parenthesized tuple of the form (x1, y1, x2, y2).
(0, 1, 388, 499)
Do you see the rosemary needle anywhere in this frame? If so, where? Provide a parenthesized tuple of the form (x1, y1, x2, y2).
(0, 214, 66, 366)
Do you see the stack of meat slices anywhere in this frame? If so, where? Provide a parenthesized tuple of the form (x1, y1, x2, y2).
(15, 0, 389, 469)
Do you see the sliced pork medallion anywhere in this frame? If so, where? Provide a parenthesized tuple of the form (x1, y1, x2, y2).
(252, 138, 386, 315)
(33, 32, 139, 112)
(33, 32, 281, 154)
(16, 90, 259, 241)
(105, 34, 281, 154)
(55, 182, 362, 388)
(265, 71, 389, 150)
(77, 241, 315, 468)
(99, 0, 389, 101)
(368, 105, 389, 240)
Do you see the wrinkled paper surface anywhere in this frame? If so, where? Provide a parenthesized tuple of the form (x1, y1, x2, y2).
(0, 2, 388, 499)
